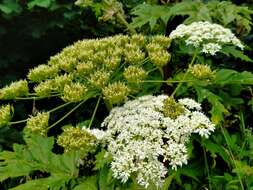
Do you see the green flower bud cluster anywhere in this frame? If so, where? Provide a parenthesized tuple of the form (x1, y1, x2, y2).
(124, 43, 145, 64)
(88, 70, 111, 89)
(0, 104, 12, 127)
(0, 35, 171, 106)
(102, 82, 130, 105)
(26, 112, 50, 136)
(34, 74, 73, 97)
(151, 35, 171, 49)
(188, 64, 215, 80)
(130, 34, 146, 47)
(28, 64, 59, 82)
(146, 42, 171, 67)
(76, 61, 95, 77)
(123, 66, 147, 83)
(0, 80, 29, 99)
(57, 126, 97, 153)
(62, 82, 88, 102)
(163, 97, 185, 119)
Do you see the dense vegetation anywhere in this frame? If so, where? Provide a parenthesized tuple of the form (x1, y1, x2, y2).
(0, 0, 252, 189)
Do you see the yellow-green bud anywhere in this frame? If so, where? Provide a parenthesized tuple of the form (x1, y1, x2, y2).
(0, 104, 12, 127)
(28, 64, 59, 82)
(188, 64, 215, 80)
(163, 97, 185, 119)
(146, 43, 163, 52)
(57, 126, 97, 153)
(89, 70, 111, 89)
(34, 80, 55, 97)
(93, 51, 107, 63)
(62, 82, 88, 102)
(77, 50, 94, 62)
(102, 82, 130, 105)
(48, 53, 62, 66)
(53, 74, 73, 91)
(125, 49, 145, 64)
(34, 75, 73, 97)
(26, 112, 50, 136)
(76, 61, 95, 76)
(130, 34, 145, 47)
(58, 56, 77, 72)
(0, 80, 29, 99)
(123, 66, 147, 83)
(104, 57, 121, 70)
(150, 35, 171, 49)
(149, 51, 171, 67)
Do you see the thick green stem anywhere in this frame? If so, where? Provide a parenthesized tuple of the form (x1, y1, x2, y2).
(170, 52, 198, 97)
(88, 95, 102, 128)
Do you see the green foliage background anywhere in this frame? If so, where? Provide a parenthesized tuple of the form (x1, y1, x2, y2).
(0, 0, 253, 190)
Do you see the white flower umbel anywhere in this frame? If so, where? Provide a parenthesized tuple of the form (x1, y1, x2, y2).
(169, 21, 244, 55)
(102, 95, 215, 188)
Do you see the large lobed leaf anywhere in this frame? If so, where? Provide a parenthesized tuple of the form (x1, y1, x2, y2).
(0, 135, 80, 189)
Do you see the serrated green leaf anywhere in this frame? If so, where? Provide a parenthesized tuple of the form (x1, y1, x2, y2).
(214, 69, 253, 85)
(0, 134, 79, 188)
(195, 86, 228, 124)
(74, 176, 98, 190)
(10, 174, 71, 190)
(221, 46, 253, 62)
(130, 4, 170, 31)
(28, 0, 52, 9)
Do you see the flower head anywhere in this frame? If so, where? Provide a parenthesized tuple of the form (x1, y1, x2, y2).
(188, 64, 215, 80)
(169, 21, 244, 55)
(102, 82, 130, 105)
(26, 112, 50, 136)
(0, 104, 12, 127)
(57, 126, 97, 153)
(102, 95, 215, 188)
(0, 80, 29, 99)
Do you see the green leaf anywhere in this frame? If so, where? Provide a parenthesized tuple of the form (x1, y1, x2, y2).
(195, 86, 228, 124)
(170, 1, 212, 23)
(221, 46, 253, 62)
(130, 4, 170, 31)
(99, 166, 114, 190)
(10, 174, 71, 190)
(28, 0, 52, 9)
(214, 69, 253, 85)
(0, 134, 79, 189)
(202, 139, 232, 166)
(94, 149, 112, 170)
(74, 176, 98, 190)
(0, 0, 22, 14)
(162, 172, 176, 190)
